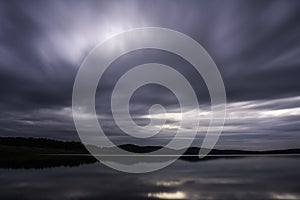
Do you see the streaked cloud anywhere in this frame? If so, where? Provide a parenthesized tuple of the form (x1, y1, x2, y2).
(0, 0, 300, 149)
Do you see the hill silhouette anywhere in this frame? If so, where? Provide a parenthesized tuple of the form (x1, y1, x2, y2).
(0, 137, 299, 168)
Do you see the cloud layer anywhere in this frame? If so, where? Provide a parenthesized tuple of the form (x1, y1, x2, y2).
(1, 0, 300, 150)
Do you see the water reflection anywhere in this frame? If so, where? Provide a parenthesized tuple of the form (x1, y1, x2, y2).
(155, 180, 182, 187)
(0, 157, 299, 199)
(269, 193, 300, 200)
(147, 191, 187, 199)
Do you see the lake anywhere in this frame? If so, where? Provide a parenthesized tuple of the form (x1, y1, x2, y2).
(0, 157, 299, 199)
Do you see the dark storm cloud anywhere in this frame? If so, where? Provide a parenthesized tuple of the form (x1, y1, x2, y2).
(0, 1, 77, 112)
(0, 0, 300, 149)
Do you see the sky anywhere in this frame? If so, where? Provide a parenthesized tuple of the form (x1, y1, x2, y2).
(0, 0, 300, 150)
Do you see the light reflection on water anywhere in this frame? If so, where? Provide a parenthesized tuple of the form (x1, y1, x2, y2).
(147, 191, 187, 199)
(0, 157, 299, 200)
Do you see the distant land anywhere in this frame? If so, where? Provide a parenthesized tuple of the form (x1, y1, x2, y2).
(0, 137, 299, 169)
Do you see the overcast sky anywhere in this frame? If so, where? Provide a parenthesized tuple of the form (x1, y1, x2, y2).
(1, 0, 300, 150)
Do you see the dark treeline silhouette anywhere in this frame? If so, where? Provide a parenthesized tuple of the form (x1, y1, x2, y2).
(2, 137, 300, 155)
(0, 137, 88, 153)
(0, 137, 96, 169)
(0, 137, 300, 168)
(118, 143, 300, 155)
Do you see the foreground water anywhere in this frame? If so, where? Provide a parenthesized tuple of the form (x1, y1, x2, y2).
(0, 157, 299, 200)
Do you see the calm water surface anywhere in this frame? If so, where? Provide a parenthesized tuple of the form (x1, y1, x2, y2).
(0, 157, 299, 200)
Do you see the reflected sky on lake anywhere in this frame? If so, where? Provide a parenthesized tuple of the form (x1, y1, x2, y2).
(0, 157, 299, 200)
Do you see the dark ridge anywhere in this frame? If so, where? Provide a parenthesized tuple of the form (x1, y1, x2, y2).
(118, 143, 300, 155)
(1, 137, 300, 155)
(0, 137, 88, 153)
(0, 137, 299, 169)
(118, 144, 162, 153)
